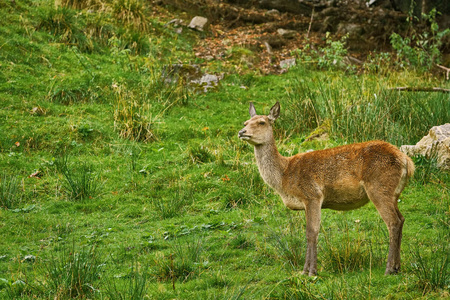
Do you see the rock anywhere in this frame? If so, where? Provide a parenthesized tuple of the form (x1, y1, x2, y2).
(337, 23, 364, 37)
(265, 9, 280, 16)
(400, 123, 450, 170)
(161, 64, 202, 84)
(188, 16, 208, 31)
(23, 255, 36, 262)
(277, 28, 297, 39)
(161, 64, 222, 93)
(259, 0, 313, 15)
(280, 58, 296, 69)
(191, 74, 222, 93)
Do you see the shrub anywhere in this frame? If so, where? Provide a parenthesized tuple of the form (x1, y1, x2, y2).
(390, 8, 450, 71)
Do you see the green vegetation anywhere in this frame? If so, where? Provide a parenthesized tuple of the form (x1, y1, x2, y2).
(0, 0, 449, 299)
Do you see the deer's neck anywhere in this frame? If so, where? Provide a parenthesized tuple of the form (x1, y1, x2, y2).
(254, 141, 287, 191)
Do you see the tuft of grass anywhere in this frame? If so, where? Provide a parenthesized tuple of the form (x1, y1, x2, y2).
(152, 183, 193, 220)
(409, 237, 450, 293)
(267, 214, 305, 271)
(153, 235, 205, 284)
(105, 261, 149, 300)
(55, 155, 100, 201)
(112, 0, 148, 32)
(37, 6, 94, 52)
(113, 84, 160, 142)
(38, 242, 103, 299)
(320, 218, 384, 274)
(0, 173, 21, 209)
(412, 154, 442, 185)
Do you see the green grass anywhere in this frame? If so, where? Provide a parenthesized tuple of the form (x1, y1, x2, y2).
(1, 0, 449, 299)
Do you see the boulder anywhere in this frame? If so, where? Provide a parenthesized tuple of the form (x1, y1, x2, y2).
(280, 58, 296, 69)
(400, 123, 450, 170)
(188, 16, 208, 31)
(277, 28, 298, 39)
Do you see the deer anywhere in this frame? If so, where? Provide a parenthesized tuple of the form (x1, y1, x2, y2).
(238, 102, 415, 276)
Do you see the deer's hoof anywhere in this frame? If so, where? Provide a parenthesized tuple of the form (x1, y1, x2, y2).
(385, 267, 400, 275)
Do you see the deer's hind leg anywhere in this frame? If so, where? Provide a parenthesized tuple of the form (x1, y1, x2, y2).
(364, 183, 405, 274)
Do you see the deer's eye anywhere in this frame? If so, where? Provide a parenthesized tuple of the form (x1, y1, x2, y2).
(259, 121, 266, 125)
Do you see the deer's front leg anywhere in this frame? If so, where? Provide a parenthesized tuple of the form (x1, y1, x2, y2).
(302, 202, 322, 276)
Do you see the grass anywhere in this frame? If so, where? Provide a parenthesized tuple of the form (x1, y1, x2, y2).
(0, 0, 449, 299)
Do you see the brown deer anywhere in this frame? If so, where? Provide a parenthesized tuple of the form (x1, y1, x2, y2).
(238, 102, 414, 276)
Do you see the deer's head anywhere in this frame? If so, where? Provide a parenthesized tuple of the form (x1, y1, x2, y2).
(238, 102, 280, 146)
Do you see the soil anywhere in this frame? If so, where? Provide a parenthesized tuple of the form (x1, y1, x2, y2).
(153, 0, 448, 74)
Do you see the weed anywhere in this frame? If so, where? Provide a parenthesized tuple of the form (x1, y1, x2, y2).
(0, 173, 21, 209)
(188, 144, 214, 164)
(283, 72, 450, 144)
(47, 73, 103, 104)
(292, 33, 351, 71)
(268, 276, 318, 299)
(229, 234, 254, 250)
(55, 154, 100, 201)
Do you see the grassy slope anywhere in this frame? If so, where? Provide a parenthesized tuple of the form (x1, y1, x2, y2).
(1, 1, 449, 299)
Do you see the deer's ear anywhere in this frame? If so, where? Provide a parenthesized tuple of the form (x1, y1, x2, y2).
(268, 102, 280, 122)
(249, 102, 257, 117)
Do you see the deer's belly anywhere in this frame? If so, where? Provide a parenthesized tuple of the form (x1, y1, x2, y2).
(322, 184, 369, 211)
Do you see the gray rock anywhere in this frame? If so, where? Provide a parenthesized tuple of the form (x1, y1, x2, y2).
(280, 58, 296, 69)
(188, 16, 208, 32)
(277, 28, 298, 39)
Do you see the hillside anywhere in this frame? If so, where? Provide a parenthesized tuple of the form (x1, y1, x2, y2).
(0, 0, 449, 299)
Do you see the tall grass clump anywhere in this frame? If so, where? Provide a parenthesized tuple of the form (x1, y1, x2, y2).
(409, 238, 450, 293)
(39, 243, 103, 298)
(153, 235, 205, 284)
(284, 72, 450, 145)
(0, 173, 21, 209)
(37, 6, 94, 52)
(112, 0, 149, 32)
(150, 179, 194, 219)
(55, 155, 100, 201)
(320, 218, 385, 273)
(411, 154, 442, 185)
(105, 261, 149, 299)
(267, 214, 304, 271)
(113, 84, 160, 142)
